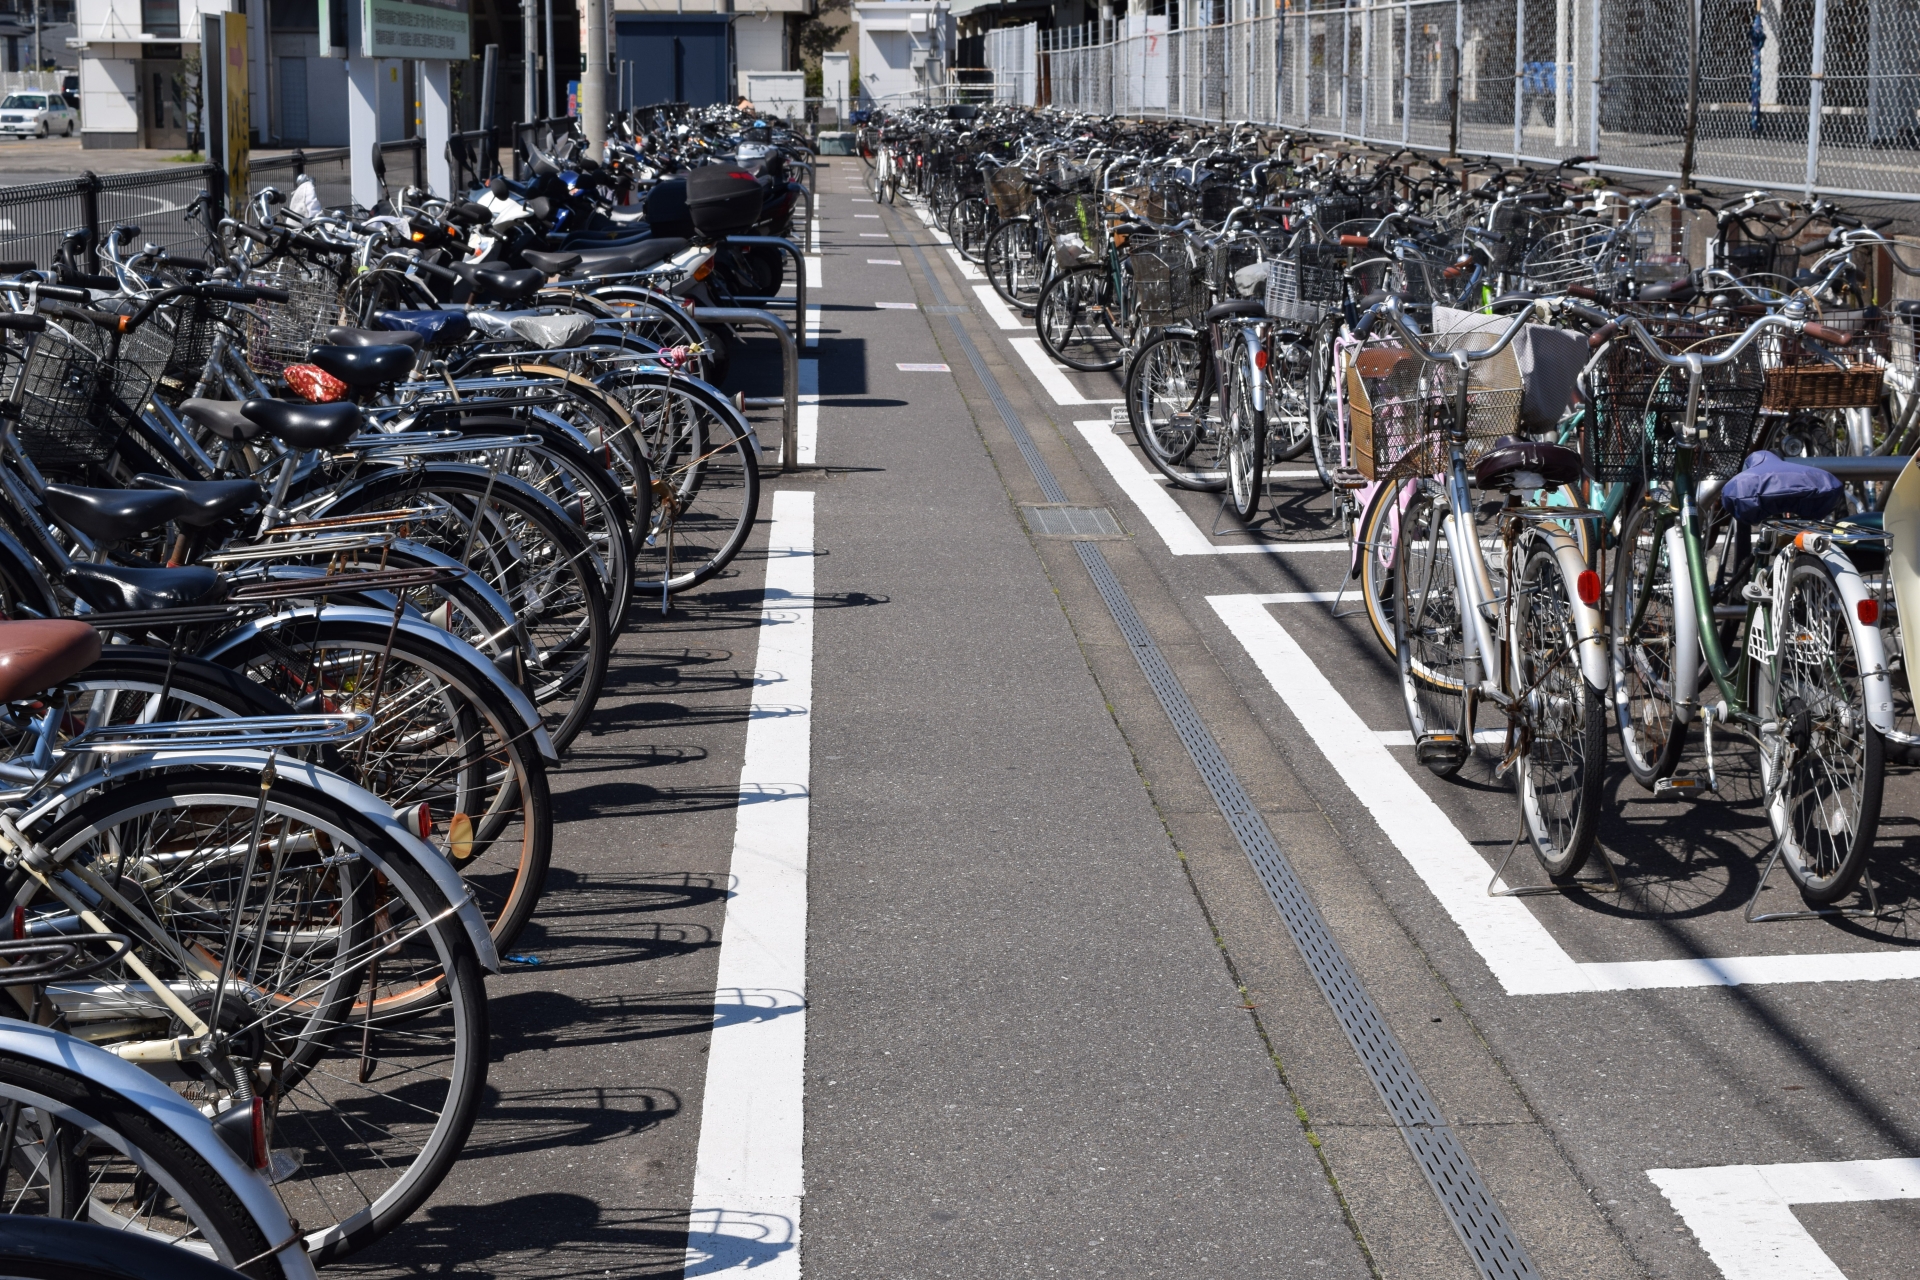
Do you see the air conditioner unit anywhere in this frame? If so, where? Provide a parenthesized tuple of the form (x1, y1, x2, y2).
(910, 48, 929, 68)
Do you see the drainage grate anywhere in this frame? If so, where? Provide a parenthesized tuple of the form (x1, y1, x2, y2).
(898, 235, 1542, 1280)
(1023, 505, 1124, 538)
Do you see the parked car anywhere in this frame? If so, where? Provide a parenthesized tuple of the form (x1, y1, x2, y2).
(0, 91, 75, 138)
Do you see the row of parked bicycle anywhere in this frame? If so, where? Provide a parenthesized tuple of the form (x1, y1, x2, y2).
(867, 104, 1919, 914)
(0, 103, 808, 1274)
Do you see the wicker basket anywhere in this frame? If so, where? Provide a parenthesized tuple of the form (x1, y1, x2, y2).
(1585, 334, 1765, 483)
(1761, 362, 1885, 410)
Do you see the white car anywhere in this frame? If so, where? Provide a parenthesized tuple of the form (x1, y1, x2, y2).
(0, 92, 75, 139)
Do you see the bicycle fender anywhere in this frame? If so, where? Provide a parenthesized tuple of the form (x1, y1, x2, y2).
(1662, 524, 1701, 724)
(0, 1023, 319, 1279)
(16, 753, 500, 974)
(1813, 543, 1896, 736)
(1547, 534, 1611, 692)
(1886, 456, 1920, 719)
(194, 607, 559, 768)
(1241, 327, 1265, 414)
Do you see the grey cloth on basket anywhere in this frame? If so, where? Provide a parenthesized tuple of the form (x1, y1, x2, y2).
(1432, 304, 1587, 433)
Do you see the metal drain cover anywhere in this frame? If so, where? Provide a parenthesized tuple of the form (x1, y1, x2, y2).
(1022, 505, 1124, 539)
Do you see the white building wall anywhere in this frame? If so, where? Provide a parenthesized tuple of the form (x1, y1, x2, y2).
(735, 12, 785, 96)
(79, 49, 137, 133)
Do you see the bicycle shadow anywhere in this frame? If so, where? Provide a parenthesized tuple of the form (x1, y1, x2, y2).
(329, 1193, 694, 1277)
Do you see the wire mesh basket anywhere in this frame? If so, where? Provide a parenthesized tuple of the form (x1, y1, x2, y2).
(1585, 334, 1766, 483)
(102, 294, 224, 412)
(1043, 192, 1106, 269)
(1199, 181, 1242, 224)
(1309, 194, 1364, 229)
(1126, 232, 1206, 328)
(1109, 178, 1190, 225)
(1210, 238, 1265, 299)
(245, 264, 344, 376)
(1627, 206, 1694, 283)
(8, 324, 122, 475)
(1345, 323, 1524, 484)
(989, 166, 1035, 218)
(1519, 220, 1616, 293)
(1265, 249, 1341, 326)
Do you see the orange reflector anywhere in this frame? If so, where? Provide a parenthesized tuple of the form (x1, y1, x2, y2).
(693, 259, 713, 281)
(448, 812, 474, 862)
(1858, 598, 1880, 625)
(1254, 348, 1269, 370)
(1577, 569, 1602, 605)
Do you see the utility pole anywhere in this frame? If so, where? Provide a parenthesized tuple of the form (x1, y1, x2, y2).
(32, 0, 40, 75)
(523, 0, 537, 123)
(582, 0, 605, 150)
(543, 0, 555, 117)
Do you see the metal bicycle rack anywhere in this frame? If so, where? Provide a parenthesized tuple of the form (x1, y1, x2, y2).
(691, 306, 798, 473)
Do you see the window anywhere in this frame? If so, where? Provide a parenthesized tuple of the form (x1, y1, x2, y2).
(0, 94, 44, 109)
(270, 0, 318, 32)
(142, 0, 180, 38)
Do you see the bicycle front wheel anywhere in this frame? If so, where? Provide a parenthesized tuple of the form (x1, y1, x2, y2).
(1223, 353, 1265, 523)
(1394, 481, 1471, 777)
(1610, 496, 1689, 787)
(1126, 331, 1225, 492)
(1755, 553, 1885, 904)
(985, 219, 1043, 315)
(1510, 542, 1607, 877)
(1035, 266, 1123, 372)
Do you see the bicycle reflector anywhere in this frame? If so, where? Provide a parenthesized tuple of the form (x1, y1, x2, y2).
(1254, 349, 1269, 371)
(1858, 598, 1880, 625)
(1577, 570, 1602, 606)
(411, 802, 434, 840)
(213, 1096, 269, 1170)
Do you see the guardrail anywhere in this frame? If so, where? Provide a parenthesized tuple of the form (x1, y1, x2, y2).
(0, 166, 219, 276)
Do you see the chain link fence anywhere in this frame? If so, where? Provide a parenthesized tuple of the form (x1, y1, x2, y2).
(1025, 0, 1920, 206)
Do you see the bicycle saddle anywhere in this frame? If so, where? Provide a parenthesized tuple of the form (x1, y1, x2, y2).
(1204, 298, 1265, 323)
(130, 474, 263, 528)
(64, 563, 223, 613)
(0, 619, 100, 702)
(372, 310, 472, 347)
(181, 397, 264, 442)
(240, 398, 364, 449)
(306, 343, 418, 389)
(520, 249, 584, 275)
(469, 266, 546, 303)
(43, 485, 194, 543)
(323, 324, 426, 350)
(1472, 437, 1585, 490)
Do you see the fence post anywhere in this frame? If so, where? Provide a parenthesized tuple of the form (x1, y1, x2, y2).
(1588, 0, 1600, 159)
(1511, 0, 1524, 160)
(79, 170, 99, 275)
(1803, 0, 1828, 195)
(1401, 0, 1412, 145)
(1449, 0, 1462, 154)
(1679, 0, 1701, 187)
(1340, 1, 1350, 137)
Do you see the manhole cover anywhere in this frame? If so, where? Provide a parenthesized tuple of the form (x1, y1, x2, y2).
(1022, 505, 1125, 539)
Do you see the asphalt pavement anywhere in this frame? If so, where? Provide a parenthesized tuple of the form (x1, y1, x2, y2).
(334, 158, 1920, 1280)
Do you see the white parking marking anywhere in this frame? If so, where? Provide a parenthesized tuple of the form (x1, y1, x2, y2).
(855, 214, 880, 219)
(1072, 423, 1345, 556)
(1209, 594, 1920, 994)
(805, 257, 821, 288)
(972, 283, 1025, 331)
(1650, 1158, 1920, 1280)
(875, 302, 917, 309)
(798, 359, 818, 465)
(943, 246, 986, 280)
(867, 259, 902, 266)
(683, 490, 815, 1279)
(897, 363, 950, 372)
(1009, 339, 1121, 406)
(859, 232, 891, 237)
(804, 306, 821, 349)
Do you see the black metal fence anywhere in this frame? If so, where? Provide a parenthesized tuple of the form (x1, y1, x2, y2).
(0, 166, 219, 274)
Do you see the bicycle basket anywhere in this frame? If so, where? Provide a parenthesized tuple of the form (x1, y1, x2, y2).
(990, 166, 1035, 218)
(8, 324, 122, 475)
(1210, 238, 1264, 299)
(1127, 232, 1206, 328)
(1347, 318, 1524, 484)
(245, 264, 344, 376)
(1043, 192, 1105, 269)
(1265, 251, 1340, 327)
(1519, 220, 1615, 293)
(1585, 332, 1765, 483)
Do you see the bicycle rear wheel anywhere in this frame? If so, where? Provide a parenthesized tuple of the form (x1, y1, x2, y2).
(985, 219, 1043, 315)
(1125, 332, 1225, 492)
(1510, 542, 1607, 877)
(1036, 266, 1123, 373)
(1610, 497, 1689, 787)
(1223, 353, 1265, 523)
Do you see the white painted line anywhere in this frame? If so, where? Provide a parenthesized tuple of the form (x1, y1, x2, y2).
(896, 363, 950, 372)
(943, 246, 985, 280)
(1651, 1158, 1920, 1280)
(867, 258, 902, 266)
(1243, 591, 1343, 603)
(874, 302, 917, 310)
(1009, 338, 1122, 406)
(859, 232, 891, 237)
(798, 359, 818, 466)
(972, 283, 1025, 331)
(1209, 594, 1920, 994)
(683, 490, 815, 1279)
(851, 197, 872, 202)
(854, 214, 880, 219)
(1072, 422, 1346, 557)
(804, 306, 821, 349)
(805, 257, 821, 288)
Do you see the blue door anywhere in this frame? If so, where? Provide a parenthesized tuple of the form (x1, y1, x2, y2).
(616, 16, 734, 108)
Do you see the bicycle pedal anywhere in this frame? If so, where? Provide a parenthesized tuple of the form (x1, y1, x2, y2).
(1415, 734, 1470, 767)
(1331, 466, 1370, 490)
(1653, 775, 1716, 799)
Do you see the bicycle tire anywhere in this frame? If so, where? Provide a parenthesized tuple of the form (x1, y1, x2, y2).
(1223, 353, 1265, 522)
(1125, 331, 1226, 492)
(1036, 266, 1123, 373)
(985, 218, 1043, 315)
(1610, 496, 1690, 787)
(1510, 541, 1607, 878)
(1394, 481, 1471, 777)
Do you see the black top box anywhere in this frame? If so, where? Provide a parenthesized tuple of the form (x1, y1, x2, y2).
(687, 164, 767, 237)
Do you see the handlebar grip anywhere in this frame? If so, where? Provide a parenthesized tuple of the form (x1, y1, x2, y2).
(1566, 282, 1599, 300)
(0, 261, 37, 274)
(39, 301, 128, 332)
(33, 285, 89, 303)
(1588, 322, 1619, 351)
(288, 235, 355, 257)
(1805, 321, 1854, 346)
(233, 224, 275, 244)
(1339, 234, 1371, 247)
(0, 313, 46, 332)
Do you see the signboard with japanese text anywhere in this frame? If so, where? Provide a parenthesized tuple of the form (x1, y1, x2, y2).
(321, 0, 469, 61)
